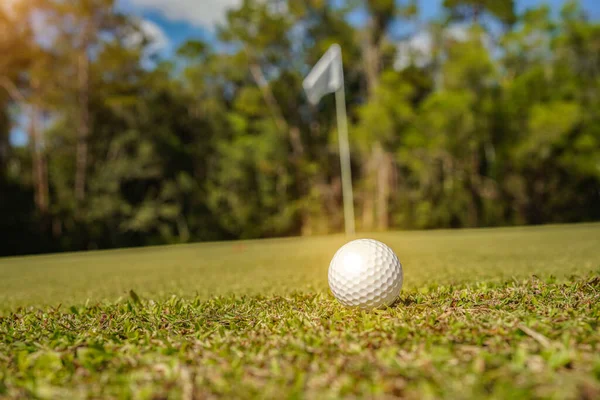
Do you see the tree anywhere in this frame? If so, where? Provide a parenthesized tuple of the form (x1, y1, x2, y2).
(0, 0, 50, 215)
(508, 1, 600, 223)
(41, 0, 121, 206)
(443, 0, 516, 26)
(357, 0, 418, 230)
(1, 0, 600, 256)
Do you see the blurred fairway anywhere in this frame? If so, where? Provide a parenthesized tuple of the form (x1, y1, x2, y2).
(1, 223, 599, 312)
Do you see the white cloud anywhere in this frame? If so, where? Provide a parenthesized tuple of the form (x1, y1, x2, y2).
(125, 18, 170, 53)
(128, 0, 242, 27)
(394, 25, 490, 70)
(395, 30, 435, 71)
(140, 19, 170, 52)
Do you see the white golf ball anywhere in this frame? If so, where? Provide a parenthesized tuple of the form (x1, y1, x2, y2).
(328, 239, 403, 310)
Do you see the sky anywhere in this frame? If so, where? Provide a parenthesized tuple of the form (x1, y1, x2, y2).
(7, 0, 600, 146)
(118, 0, 600, 58)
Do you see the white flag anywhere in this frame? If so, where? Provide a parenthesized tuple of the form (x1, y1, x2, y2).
(303, 44, 343, 105)
(302, 44, 355, 235)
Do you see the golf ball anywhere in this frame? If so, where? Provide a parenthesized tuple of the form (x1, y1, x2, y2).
(328, 239, 403, 310)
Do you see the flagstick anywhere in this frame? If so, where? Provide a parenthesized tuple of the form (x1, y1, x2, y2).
(334, 81, 355, 236)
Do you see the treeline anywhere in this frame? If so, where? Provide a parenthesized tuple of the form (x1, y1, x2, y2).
(1, 0, 599, 256)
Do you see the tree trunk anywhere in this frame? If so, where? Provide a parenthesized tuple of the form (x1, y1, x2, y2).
(75, 51, 90, 204)
(362, 18, 395, 231)
(376, 145, 392, 230)
(468, 149, 481, 227)
(362, 193, 375, 231)
(363, 16, 382, 96)
(41, 142, 48, 210)
(361, 151, 376, 231)
(29, 104, 48, 214)
(362, 144, 393, 231)
(0, 104, 8, 178)
(0, 76, 48, 213)
(364, 42, 380, 95)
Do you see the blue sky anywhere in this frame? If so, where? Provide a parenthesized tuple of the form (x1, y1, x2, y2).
(8, 0, 600, 146)
(119, 0, 600, 58)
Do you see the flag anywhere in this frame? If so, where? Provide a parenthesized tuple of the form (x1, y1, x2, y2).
(303, 44, 343, 105)
(302, 44, 355, 235)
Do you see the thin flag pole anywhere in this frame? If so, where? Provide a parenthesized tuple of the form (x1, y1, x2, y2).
(302, 44, 356, 235)
(334, 75, 355, 236)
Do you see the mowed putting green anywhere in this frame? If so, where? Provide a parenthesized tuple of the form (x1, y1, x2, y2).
(1, 224, 599, 399)
(1, 223, 599, 312)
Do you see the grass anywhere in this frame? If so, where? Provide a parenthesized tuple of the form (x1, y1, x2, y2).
(1, 223, 599, 311)
(0, 223, 599, 398)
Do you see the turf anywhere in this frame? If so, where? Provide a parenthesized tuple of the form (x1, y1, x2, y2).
(1, 223, 599, 398)
(1, 223, 599, 312)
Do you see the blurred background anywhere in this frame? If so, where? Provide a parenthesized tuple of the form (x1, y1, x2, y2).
(1, 0, 599, 256)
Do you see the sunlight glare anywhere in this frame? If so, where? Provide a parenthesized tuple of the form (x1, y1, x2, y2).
(340, 251, 364, 278)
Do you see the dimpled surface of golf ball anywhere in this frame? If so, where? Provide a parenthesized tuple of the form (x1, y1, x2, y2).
(328, 239, 403, 310)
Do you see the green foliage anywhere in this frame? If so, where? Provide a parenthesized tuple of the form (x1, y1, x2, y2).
(443, 0, 516, 25)
(1, 0, 600, 255)
(520, 101, 581, 160)
(355, 71, 415, 149)
(206, 120, 297, 238)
